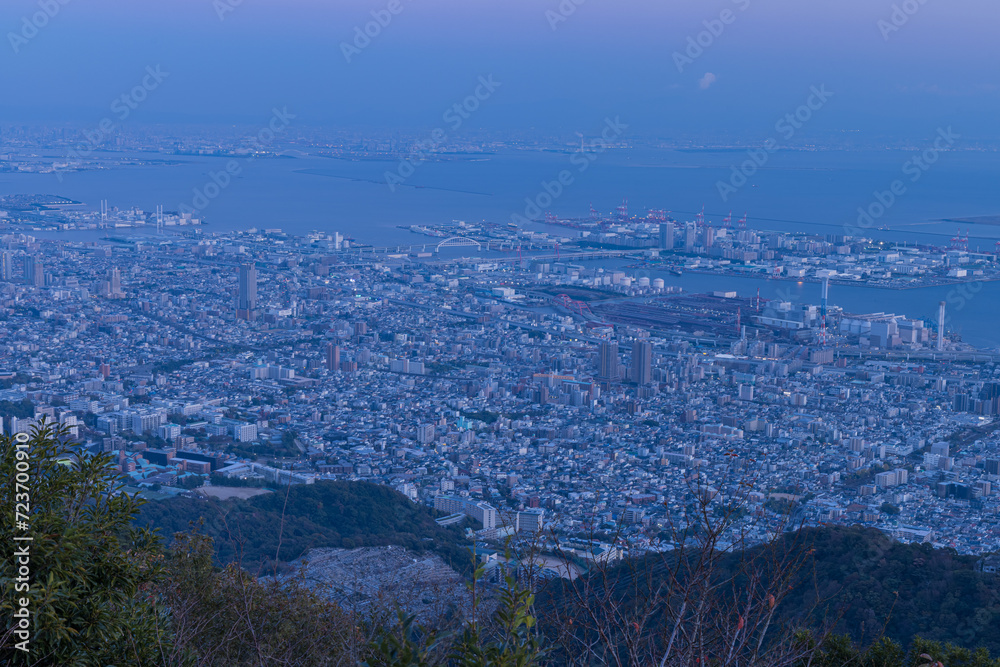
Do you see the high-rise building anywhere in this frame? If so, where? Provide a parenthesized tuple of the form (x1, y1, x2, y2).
(109, 267, 123, 297)
(658, 222, 674, 250)
(416, 423, 436, 444)
(599, 341, 621, 380)
(516, 509, 545, 534)
(0, 251, 12, 280)
(434, 496, 497, 530)
(236, 263, 257, 320)
(702, 226, 715, 249)
(24, 255, 44, 286)
(325, 343, 340, 372)
(28, 257, 44, 287)
(631, 340, 653, 385)
(684, 224, 697, 252)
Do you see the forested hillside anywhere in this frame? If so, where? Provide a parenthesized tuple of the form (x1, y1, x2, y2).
(776, 526, 1000, 653)
(538, 525, 1000, 656)
(135, 481, 473, 573)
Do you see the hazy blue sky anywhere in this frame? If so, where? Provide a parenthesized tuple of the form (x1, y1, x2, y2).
(1, 0, 997, 141)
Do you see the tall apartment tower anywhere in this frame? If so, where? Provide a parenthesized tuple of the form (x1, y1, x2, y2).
(632, 340, 653, 385)
(325, 343, 340, 372)
(599, 340, 621, 381)
(702, 226, 715, 249)
(0, 251, 12, 280)
(109, 267, 123, 297)
(25, 256, 44, 287)
(236, 263, 258, 320)
(658, 222, 674, 250)
(684, 224, 697, 252)
(416, 423, 436, 444)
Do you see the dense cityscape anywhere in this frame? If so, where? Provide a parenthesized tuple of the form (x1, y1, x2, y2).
(6, 1, 1000, 662)
(4, 210, 1000, 568)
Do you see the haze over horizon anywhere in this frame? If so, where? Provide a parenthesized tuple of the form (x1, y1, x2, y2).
(1, 0, 999, 143)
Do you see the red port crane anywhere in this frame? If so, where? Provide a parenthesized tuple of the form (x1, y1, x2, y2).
(616, 198, 629, 221)
(556, 294, 594, 317)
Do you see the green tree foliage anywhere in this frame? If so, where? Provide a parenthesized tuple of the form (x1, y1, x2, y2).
(365, 563, 545, 667)
(540, 525, 1000, 660)
(906, 636, 1000, 667)
(460, 410, 500, 425)
(176, 475, 204, 490)
(154, 530, 363, 666)
(450, 575, 545, 667)
(151, 359, 195, 374)
(365, 611, 444, 667)
(136, 480, 471, 573)
(807, 634, 1000, 667)
(880, 502, 901, 515)
(0, 374, 32, 390)
(0, 399, 34, 420)
(208, 472, 269, 488)
(7, 425, 1000, 666)
(778, 527, 1000, 653)
(0, 424, 167, 666)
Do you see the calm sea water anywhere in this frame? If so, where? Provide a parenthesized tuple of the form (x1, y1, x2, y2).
(596, 260, 999, 350)
(3, 147, 1000, 347)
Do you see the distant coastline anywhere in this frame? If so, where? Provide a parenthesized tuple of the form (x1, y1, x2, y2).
(940, 216, 1000, 227)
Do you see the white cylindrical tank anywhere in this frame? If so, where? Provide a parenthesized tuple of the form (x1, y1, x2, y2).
(621, 277, 632, 287)
(637, 276, 650, 287)
(652, 278, 665, 290)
